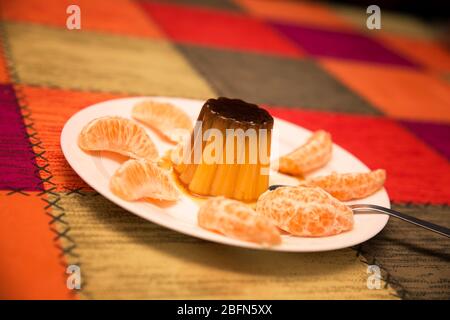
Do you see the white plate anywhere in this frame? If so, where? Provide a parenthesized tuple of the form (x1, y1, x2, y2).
(61, 97, 389, 252)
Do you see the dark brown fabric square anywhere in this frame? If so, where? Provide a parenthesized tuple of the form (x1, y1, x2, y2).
(178, 44, 380, 114)
(148, 0, 243, 11)
(358, 204, 450, 300)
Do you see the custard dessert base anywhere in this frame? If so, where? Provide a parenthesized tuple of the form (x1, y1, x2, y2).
(174, 98, 273, 202)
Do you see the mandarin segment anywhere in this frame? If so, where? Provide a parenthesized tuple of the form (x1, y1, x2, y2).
(132, 100, 193, 143)
(78, 116, 158, 160)
(198, 197, 281, 246)
(110, 159, 180, 201)
(278, 130, 332, 176)
(307, 169, 386, 201)
(256, 186, 353, 237)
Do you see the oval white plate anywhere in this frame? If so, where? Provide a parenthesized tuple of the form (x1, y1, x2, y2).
(61, 97, 389, 252)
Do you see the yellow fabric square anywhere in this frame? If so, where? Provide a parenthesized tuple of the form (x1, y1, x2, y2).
(60, 192, 397, 299)
(5, 22, 215, 98)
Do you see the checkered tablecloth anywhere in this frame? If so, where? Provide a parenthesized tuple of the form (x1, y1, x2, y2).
(0, 0, 449, 300)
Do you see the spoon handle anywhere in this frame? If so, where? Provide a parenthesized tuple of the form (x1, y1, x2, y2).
(350, 204, 450, 238)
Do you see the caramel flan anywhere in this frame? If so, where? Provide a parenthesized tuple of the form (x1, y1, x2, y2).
(174, 97, 273, 202)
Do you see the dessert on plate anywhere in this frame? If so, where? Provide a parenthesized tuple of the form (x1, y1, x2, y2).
(76, 97, 387, 246)
(198, 196, 281, 246)
(256, 185, 354, 237)
(278, 130, 332, 176)
(110, 159, 180, 201)
(132, 100, 193, 143)
(306, 169, 386, 201)
(78, 116, 158, 160)
(174, 97, 273, 202)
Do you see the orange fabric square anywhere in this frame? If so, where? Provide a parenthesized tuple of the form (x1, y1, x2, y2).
(377, 34, 450, 72)
(0, 191, 74, 299)
(320, 59, 450, 122)
(1, 0, 162, 38)
(0, 41, 10, 83)
(21, 86, 128, 191)
(236, 0, 353, 30)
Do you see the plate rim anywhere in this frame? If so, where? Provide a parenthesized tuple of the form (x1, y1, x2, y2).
(60, 96, 390, 252)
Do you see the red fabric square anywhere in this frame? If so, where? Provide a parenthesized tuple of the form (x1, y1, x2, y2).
(140, 2, 303, 57)
(269, 108, 450, 205)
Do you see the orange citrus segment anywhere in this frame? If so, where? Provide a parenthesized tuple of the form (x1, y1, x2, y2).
(198, 197, 281, 246)
(256, 186, 353, 237)
(110, 159, 180, 201)
(78, 116, 158, 160)
(278, 130, 332, 176)
(307, 169, 386, 201)
(132, 100, 193, 143)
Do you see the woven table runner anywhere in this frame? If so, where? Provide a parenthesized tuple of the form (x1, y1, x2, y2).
(0, 0, 449, 299)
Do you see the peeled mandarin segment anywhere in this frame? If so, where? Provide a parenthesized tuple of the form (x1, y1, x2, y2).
(78, 116, 158, 160)
(278, 130, 332, 176)
(198, 197, 281, 246)
(132, 100, 193, 143)
(110, 159, 180, 201)
(256, 186, 353, 237)
(175, 98, 274, 202)
(307, 169, 386, 201)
